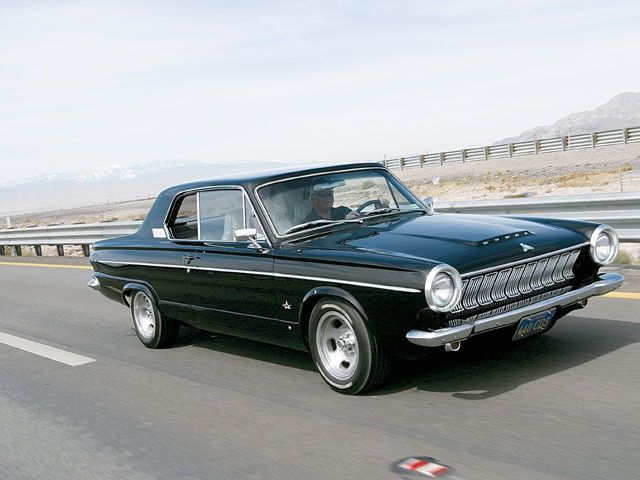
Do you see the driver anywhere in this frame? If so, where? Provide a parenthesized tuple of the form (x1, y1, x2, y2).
(304, 180, 359, 222)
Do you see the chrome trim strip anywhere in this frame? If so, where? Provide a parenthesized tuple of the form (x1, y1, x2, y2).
(460, 243, 589, 278)
(272, 272, 421, 293)
(406, 273, 624, 347)
(196, 191, 202, 240)
(97, 260, 421, 293)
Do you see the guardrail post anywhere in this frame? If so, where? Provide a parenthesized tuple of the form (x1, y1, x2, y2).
(534, 139, 540, 154)
(56, 245, 65, 256)
(461, 149, 466, 163)
(81, 245, 90, 257)
(623, 128, 628, 144)
(591, 132, 597, 148)
(33, 245, 42, 256)
(439, 152, 444, 165)
(484, 146, 489, 161)
(508, 143, 514, 158)
(418, 155, 425, 168)
(562, 136, 568, 151)
(399, 158, 404, 171)
(14, 246, 22, 256)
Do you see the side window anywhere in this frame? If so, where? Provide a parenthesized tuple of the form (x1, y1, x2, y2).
(169, 194, 198, 240)
(199, 190, 244, 241)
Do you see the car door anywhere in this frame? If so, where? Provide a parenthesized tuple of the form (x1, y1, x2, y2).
(185, 188, 280, 337)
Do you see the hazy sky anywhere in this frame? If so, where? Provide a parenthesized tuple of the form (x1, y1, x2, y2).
(1, 0, 639, 183)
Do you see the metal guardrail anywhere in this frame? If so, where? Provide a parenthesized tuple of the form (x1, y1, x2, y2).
(436, 192, 640, 242)
(0, 221, 141, 256)
(384, 126, 640, 170)
(0, 192, 638, 257)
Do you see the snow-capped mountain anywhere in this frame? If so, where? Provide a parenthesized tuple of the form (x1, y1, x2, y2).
(0, 160, 290, 215)
(495, 92, 640, 144)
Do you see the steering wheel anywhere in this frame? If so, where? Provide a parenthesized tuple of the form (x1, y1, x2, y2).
(355, 199, 384, 214)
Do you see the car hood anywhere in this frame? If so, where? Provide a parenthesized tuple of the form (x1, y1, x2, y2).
(300, 213, 589, 274)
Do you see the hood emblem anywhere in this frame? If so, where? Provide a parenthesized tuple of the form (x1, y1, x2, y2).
(520, 243, 534, 253)
(282, 301, 292, 310)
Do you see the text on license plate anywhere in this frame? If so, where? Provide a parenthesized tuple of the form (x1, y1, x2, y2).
(512, 308, 556, 341)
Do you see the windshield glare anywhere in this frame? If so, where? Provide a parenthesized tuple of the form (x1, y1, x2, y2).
(258, 169, 424, 236)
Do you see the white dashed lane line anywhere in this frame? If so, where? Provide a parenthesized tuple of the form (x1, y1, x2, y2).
(0, 331, 95, 366)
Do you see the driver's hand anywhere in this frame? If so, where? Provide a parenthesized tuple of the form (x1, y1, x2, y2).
(345, 211, 360, 219)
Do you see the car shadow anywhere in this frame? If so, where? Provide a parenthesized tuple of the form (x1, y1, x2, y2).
(372, 315, 640, 398)
(173, 315, 640, 398)
(178, 326, 316, 372)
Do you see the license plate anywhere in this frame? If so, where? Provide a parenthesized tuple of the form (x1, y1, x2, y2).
(512, 308, 556, 341)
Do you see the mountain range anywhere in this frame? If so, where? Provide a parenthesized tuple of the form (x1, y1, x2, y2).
(495, 92, 640, 144)
(3, 92, 639, 216)
(0, 160, 290, 216)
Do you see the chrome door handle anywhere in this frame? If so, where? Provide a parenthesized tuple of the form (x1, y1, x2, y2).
(183, 254, 200, 264)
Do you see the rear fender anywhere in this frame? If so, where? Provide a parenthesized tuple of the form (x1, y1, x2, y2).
(122, 282, 159, 308)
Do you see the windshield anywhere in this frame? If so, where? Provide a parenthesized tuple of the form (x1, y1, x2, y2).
(257, 169, 425, 236)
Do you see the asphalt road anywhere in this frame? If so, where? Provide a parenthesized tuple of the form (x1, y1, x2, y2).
(0, 258, 639, 480)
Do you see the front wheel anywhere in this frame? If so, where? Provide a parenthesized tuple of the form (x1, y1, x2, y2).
(309, 299, 389, 394)
(130, 290, 180, 349)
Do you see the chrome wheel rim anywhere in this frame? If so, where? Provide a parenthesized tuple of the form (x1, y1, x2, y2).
(315, 309, 359, 381)
(133, 292, 156, 340)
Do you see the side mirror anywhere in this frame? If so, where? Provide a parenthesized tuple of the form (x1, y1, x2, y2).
(235, 228, 268, 253)
(422, 196, 435, 215)
(234, 228, 257, 241)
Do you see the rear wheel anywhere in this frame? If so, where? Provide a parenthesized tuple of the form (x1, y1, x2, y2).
(131, 290, 179, 349)
(309, 299, 389, 394)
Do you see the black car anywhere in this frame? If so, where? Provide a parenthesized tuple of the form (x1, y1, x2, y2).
(88, 163, 624, 394)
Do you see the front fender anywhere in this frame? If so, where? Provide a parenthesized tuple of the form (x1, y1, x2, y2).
(298, 286, 369, 347)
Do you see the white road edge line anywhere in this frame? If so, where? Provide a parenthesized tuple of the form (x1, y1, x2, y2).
(0, 331, 96, 366)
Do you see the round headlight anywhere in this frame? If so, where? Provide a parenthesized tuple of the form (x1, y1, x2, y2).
(589, 225, 619, 266)
(425, 264, 463, 312)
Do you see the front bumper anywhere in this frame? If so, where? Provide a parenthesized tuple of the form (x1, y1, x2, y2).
(406, 273, 624, 347)
(87, 275, 101, 290)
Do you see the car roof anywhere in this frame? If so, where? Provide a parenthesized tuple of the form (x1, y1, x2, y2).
(135, 161, 389, 240)
(159, 161, 386, 196)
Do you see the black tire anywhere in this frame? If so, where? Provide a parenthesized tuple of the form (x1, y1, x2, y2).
(309, 299, 389, 394)
(130, 290, 180, 349)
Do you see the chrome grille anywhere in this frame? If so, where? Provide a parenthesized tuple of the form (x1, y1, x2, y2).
(451, 248, 582, 315)
(518, 262, 537, 294)
(477, 272, 497, 306)
(506, 265, 524, 298)
(552, 252, 571, 282)
(462, 276, 483, 309)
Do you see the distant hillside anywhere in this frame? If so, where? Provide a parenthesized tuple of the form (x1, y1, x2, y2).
(0, 160, 289, 215)
(495, 92, 640, 144)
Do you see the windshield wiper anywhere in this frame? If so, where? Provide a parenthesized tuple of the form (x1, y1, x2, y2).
(363, 207, 400, 216)
(284, 219, 336, 235)
(362, 207, 428, 219)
